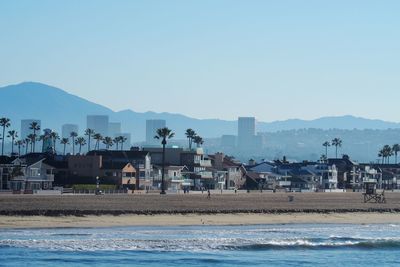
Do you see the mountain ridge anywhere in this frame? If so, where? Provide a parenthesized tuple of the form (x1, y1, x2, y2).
(1, 82, 399, 141)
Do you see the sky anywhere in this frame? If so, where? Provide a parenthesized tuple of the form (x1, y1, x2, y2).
(0, 0, 400, 122)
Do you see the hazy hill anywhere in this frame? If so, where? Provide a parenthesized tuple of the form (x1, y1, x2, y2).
(1, 82, 400, 142)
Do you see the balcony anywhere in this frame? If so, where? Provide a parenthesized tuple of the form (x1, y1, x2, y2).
(194, 159, 212, 167)
(26, 174, 54, 182)
(199, 171, 213, 179)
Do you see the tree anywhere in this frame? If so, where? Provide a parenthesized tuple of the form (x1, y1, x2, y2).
(29, 122, 40, 153)
(0, 118, 11, 156)
(322, 141, 330, 159)
(193, 135, 204, 147)
(102, 136, 113, 150)
(84, 128, 95, 152)
(93, 133, 103, 150)
(154, 127, 175, 194)
(119, 136, 127, 150)
(331, 138, 342, 158)
(320, 154, 327, 162)
(24, 138, 30, 155)
(50, 131, 59, 154)
(392, 144, 400, 164)
(27, 134, 36, 153)
(378, 149, 385, 164)
(60, 138, 69, 155)
(113, 136, 121, 150)
(185, 129, 196, 150)
(7, 130, 18, 155)
(70, 131, 78, 155)
(75, 137, 86, 154)
(383, 145, 393, 164)
(15, 140, 25, 156)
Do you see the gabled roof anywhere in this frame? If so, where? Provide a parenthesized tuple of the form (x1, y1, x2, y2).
(101, 162, 133, 170)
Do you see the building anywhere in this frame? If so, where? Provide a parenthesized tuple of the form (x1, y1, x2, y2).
(146, 119, 166, 145)
(108, 122, 122, 137)
(238, 117, 256, 150)
(20, 119, 41, 139)
(61, 124, 79, 138)
(87, 115, 109, 137)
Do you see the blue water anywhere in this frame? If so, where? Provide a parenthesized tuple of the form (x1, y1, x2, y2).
(1, 224, 400, 266)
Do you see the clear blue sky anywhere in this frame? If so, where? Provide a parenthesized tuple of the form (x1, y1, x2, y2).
(1, 0, 399, 122)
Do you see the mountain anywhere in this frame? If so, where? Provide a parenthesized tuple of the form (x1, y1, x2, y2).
(1, 82, 400, 142)
(0, 82, 236, 141)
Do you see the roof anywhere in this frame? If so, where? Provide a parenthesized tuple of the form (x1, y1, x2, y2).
(289, 169, 315, 176)
(0, 156, 14, 164)
(101, 162, 133, 170)
(88, 150, 149, 159)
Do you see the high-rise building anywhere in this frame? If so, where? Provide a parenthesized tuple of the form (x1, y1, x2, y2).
(238, 117, 256, 150)
(87, 115, 109, 137)
(108, 122, 122, 137)
(61, 124, 79, 138)
(146, 119, 166, 145)
(20, 119, 41, 139)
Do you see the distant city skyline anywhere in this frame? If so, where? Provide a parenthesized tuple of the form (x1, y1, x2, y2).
(1, 1, 400, 121)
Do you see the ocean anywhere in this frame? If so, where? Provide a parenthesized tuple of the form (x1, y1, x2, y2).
(1, 224, 400, 266)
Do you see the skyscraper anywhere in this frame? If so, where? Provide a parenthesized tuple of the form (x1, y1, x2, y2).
(108, 122, 122, 137)
(20, 119, 41, 139)
(238, 117, 256, 150)
(87, 115, 109, 137)
(146, 119, 166, 145)
(61, 124, 79, 138)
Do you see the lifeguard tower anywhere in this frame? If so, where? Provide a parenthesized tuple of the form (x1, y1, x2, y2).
(363, 181, 386, 203)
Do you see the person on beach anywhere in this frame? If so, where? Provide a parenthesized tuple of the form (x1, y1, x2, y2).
(207, 189, 211, 199)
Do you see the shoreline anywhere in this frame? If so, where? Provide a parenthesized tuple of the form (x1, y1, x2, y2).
(1, 212, 400, 228)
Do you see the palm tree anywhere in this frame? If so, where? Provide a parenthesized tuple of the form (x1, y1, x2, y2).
(0, 118, 11, 156)
(7, 130, 18, 155)
(331, 138, 342, 158)
(113, 136, 121, 150)
(193, 135, 204, 147)
(322, 141, 330, 159)
(84, 128, 95, 152)
(383, 145, 393, 164)
(154, 127, 175, 194)
(27, 134, 36, 153)
(70, 131, 78, 155)
(50, 131, 59, 154)
(392, 144, 400, 164)
(93, 133, 103, 150)
(39, 133, 49, 153)
(24, 138, 30, 155)
(75, 137, 86, 154)
(185, 129, 196, 150)
(60, 138, 69, 155)
(102, 136, 113, 150)
(29, 122, 40, 152)
(320, 154, 327, 162)
(15, 140, 25, 156)
(378, 149, 385, 164)
(120, 136, 127, 150)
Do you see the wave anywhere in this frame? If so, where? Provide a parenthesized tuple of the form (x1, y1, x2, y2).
(2, 236, 400, 252)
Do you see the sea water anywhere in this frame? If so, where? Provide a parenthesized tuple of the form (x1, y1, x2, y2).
(1, 224, 400, 266)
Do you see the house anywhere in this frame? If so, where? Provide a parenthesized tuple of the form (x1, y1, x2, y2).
(208, 153, 246, 189)
(152, 165, 190, 191)
(86, 150, 151, 189)
(10, 156, 55, 192)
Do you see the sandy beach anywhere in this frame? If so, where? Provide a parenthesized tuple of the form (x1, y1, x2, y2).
(1, 192, 400, 228)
